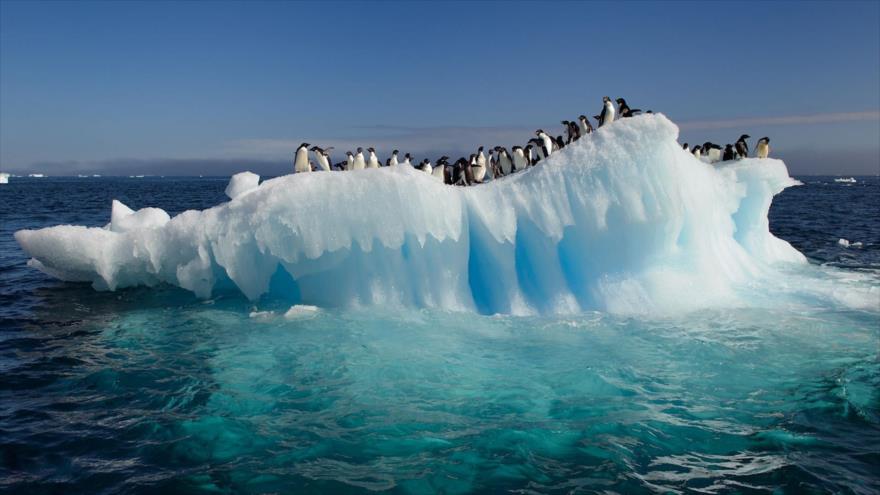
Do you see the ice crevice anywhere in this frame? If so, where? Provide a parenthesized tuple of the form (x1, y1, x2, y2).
(17, 114, 837, 315)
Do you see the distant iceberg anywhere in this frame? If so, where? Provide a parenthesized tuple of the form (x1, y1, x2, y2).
(834, 177, 857, 183)
(16, 114, 874, 315)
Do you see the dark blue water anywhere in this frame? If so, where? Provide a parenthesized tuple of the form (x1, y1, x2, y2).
(1, 176, 878, 494)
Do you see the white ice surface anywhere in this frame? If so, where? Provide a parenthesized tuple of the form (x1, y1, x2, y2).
(225, 172, 261, 200)
(15, 114, 876, 315)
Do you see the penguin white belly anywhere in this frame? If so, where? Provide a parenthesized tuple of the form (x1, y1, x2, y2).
(294, 149, 311, 173)
(367, 156, 379, 168)
(389, 156, 398, 167)
(756, 143, 769, 158)
(473, 165, 486, 182)
(353, 155, 366, 170)
(541, 136, 553, 157)
(708, 148, 721, 163)
(423, 164, 432, 175)
(432, 165, 445, 181)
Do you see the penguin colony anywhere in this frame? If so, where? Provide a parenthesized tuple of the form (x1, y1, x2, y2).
(294, 97, 772, 185)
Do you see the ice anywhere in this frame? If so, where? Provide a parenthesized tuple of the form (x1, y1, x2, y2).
(14, 114, 874, 314)
(108, 200, 170, 233)
(834, 177, 857, 183)
(284, 305, 320, 319)
(838, 238, 863, 248)
(225, 171, 261, 200)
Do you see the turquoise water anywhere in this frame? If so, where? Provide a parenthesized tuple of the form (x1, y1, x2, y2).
(2, 177, 879, 493)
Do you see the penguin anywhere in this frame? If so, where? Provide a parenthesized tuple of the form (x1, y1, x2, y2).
(464, 154, 477, 184)
(495, 147, 514, 175)
(433, 156, 448, 181)
(352, 147, 366, 170)
(756, 137, 770, 158)
(735, 134, 750, 159)
(525, 144, 536, 166)
(615, 98, 641, 118)
(722, 144, 735, 161)
(310, 146, 333, 172)
(511, 145, 529, 171)
(386, 149, 399, 167)
(562, 120, 578, 143)
(452, 158, 470, 186)
(476, 146, 487, 171)
(402, 153, 413, 167)
(555, 135, 566, 151)
(703, 142, 722, 163)
(488, 149, 500, 178)
(536, 130, 554, 158)
(529, 138, 547, 162)
(294, 143, 311, 173)
(578, 115, 594, 136)
(419, 158, 433, 175)
(367, 147, 380, 168)
(472, 151, 486, 183)
(682, 142, 689, 151)
(333, 160, 347, 171)
(691, 145, 702, 159)
(345, 151, 354, 171)
(598, 96, 616, 127)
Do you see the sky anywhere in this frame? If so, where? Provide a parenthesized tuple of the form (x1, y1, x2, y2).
(1, 1, 878, 176)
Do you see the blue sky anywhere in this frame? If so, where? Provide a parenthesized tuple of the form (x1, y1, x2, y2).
(1, 0, 878, 175)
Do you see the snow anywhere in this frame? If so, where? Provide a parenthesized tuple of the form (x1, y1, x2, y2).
(225, 171, 261, 200)
(16, 114, 869, 315)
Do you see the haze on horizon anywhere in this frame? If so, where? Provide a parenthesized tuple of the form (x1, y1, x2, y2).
(1, 1, 878, 176)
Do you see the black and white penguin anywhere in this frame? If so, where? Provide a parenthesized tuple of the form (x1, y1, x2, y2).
(402, 153, 413, 167)
(598, 96, 616, 127)
(294, 143, 311, 173)
(578, 115, 594, 136)
(756, 137, 770, 158)
(386, 149, 399, 167)
(488, 149, 499, 178)
(418, 158, 433, 175)
(536, 130, 554, 158)
(511, 146, 529, 170)
(703, 142, 722, 163)
(352, 147, 366, 170)
(615, 98, 641, 118)
(682, 142, 689, 151)
(333, 160, 347, 171)
(310, 146, 333, 172)
(367, 147, 380, 168)
(433, 156, 449, 182)
(524, 144, 536, 166)
(472, 151, 487, 183)
(735, 134, 750, 159)
(495, 147, 514, 175)
(528, 138, 547, 162)
(345, 151, 354, 171)
(452, 158, 470, 186)
(555, 135, 566, 151)
(562, 120, 579, 143)
(722, 144, 735, 161)
(691, 145, 702, 159)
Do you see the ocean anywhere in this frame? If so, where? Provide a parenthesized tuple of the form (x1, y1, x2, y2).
(1, 176, 878, 494)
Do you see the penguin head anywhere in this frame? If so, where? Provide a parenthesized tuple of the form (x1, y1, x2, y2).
(739, 134, 750, 141)
(478, 146, 483, 152)
(346, 151, 353, 157)
(579, 115, 587, 121)
(356, 147, 363, 153)
(759, 137, 770, 143)
(404, 153, 412, 160)
(525, 144, 533, 150)
(725, 144, 733, 149)
(392, 149, 399, 155)
(299, 142, 310, 149)
(682, 143, 689, 149)
(602, 96, 610, 103)
(309, 146, 319, 152)
(615, 98, 625, 105)
(535, 129, 544, 136)
(367, 147, 375, 153)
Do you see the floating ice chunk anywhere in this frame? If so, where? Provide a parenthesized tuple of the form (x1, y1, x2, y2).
(838, 238, 863, 248)
(225, 171, 261, 200)
(20, 114, 874, 315)
(0, 172, 9, 184)
(284, 305, 320, 319)
(108, 200, 170, 233)
(249, 310, 275, 319)
(834, 177, 857, 183)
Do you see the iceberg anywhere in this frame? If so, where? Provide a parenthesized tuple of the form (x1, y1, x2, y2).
(17, 114, 867, 315)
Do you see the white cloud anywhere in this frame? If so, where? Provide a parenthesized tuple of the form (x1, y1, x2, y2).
(679, 111, 880, 130)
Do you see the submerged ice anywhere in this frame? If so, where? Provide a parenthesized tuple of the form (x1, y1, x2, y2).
(14, 114, 875, 315)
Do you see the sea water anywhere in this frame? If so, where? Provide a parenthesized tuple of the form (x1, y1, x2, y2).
(1, 176, 878, 493)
